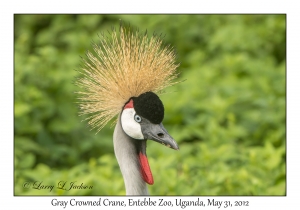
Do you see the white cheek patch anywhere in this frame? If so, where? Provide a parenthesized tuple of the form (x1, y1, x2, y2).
(121, 108, 144, 140)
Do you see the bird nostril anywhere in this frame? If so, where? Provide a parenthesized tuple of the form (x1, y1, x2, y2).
(157, 133, 164, 138)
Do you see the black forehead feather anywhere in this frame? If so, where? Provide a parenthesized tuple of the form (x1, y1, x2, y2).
(132, 92, 164, 124)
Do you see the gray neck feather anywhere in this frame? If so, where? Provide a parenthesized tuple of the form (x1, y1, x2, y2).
(113, 117, 149, 195)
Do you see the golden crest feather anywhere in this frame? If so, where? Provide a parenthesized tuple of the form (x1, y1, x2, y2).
(76, 25, 179, 132)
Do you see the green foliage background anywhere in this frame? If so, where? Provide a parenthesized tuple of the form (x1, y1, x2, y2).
(14, 14, 286, 195)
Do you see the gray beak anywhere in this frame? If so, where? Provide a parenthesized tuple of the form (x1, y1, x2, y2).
(141, 120, 179, 150)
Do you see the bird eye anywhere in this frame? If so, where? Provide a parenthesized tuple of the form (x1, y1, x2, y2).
(134, 114, 142, 123)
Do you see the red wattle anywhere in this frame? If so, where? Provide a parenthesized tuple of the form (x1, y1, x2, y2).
(138, 152, 154, 185)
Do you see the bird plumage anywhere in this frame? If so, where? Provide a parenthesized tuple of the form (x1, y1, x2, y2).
(113, 117, 149, 195)
(76, 24, 180, 195)
(76, 25, 179, 132)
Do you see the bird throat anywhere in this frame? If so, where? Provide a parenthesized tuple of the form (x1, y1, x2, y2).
(137, 140, 154, 185)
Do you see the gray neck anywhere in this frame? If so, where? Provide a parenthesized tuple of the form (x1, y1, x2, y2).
(113, 117, 149, 195)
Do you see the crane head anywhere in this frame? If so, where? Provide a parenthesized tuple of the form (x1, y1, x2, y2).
(120, 91, 179, 185)
(120, 91, 179, 150)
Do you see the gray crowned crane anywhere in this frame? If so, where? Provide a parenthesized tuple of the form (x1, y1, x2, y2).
(76, 25, 180, 195)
